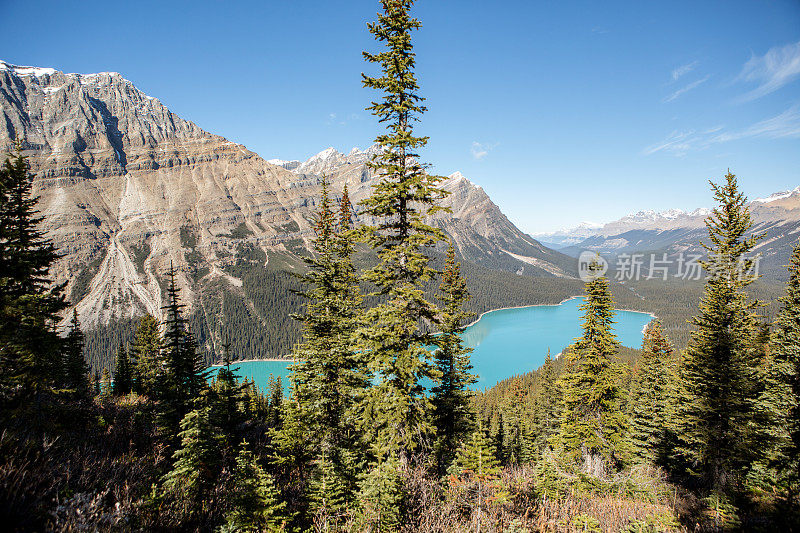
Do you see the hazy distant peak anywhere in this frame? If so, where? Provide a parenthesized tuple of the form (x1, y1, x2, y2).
(753, 186, 800, 204)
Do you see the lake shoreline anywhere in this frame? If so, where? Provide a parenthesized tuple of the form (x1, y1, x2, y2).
(463, 295, 657, 329)
(208, 296, 657, 367)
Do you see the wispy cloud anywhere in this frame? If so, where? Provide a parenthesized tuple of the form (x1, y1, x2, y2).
(325, 112, 359, 126)
(644, 104, 800, 156)
(672, 61, 698, 81)
(735, 40, 800, 102)
(643, 130, 699, 157)
(711, 104, 800, 142)
(471, 141, 498, 160)
(663, 75, 710, 102)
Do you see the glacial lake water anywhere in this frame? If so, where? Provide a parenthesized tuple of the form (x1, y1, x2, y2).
(208, 297, 654, 394)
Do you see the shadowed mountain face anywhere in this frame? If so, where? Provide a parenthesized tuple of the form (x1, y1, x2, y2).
(0, 60, 575, 329)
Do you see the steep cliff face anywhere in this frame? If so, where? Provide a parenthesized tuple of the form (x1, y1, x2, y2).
(0, 60, 573, 330)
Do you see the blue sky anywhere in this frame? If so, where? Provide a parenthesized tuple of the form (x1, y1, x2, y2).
(2, 0, 799, 233)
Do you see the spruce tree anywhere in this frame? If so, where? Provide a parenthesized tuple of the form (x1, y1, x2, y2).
(160, 405, 222, 519)
(132, 314, 161, 396)
(675, 171, 764, 494)
(766, 242, 800, 502)
(431, 242, 476, 474)
(224, 440, 286, 533)
(358, 0, 448, 463)
(0, 148, 66, 405)
(290, 176, 366, 509)
(157, 266, 209, 442)
(533, 349, 560, 456)
(357, 452, 404, 532)
(211, 342, 245, 443)
(451, 420, 501, 524)
(63, 308, 90, 397)
(555, 263, 626, 477)
(628, 320, 673, 465)
(113, 343, 132, 396)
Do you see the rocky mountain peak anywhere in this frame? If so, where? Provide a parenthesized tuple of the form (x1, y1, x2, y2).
(0, 61, 573, 330)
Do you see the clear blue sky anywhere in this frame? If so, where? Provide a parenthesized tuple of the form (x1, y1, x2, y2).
(2, 0, 799, 233)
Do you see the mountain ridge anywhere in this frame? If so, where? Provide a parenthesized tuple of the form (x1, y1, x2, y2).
(0, 60, 575, 333)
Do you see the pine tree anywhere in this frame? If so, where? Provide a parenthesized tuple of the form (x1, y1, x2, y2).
(289, 176, 366, 510)
(211, 342, 245, 443)
(628, 320, 673, 464)
(358, 0, 448, 464)
(157, 266, 209, 442)
(675, 171, 764, 494)
(160, 405, 222, 519)
(450, 420, 501, 525)
(534, 349, 560, 456)
(63, 309, 90, 397)
(224, 440, 286, 532)
(555, 262, 626, 477)
(766, 242, 800, 502)
(132, 314, 161, 396)
(357, 453, 404, 533)
(431, 242, 476, 474)
(113, 343, 132, 396)
(453, 420, 501, 478)
(0, 147, 67, 406)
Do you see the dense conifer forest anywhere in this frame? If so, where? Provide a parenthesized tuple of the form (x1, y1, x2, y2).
(1, 1, 799, 531)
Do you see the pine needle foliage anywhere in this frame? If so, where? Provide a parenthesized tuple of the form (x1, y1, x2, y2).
(290, 176, 367, 510)
(628, 320, 673, 465)
(675, 171, 765, 494)
(132, 314, 161, 396)
(556, 265, 626, 477)
(160, 406, 222, 519)
(431, 242, 477, 474)
(0, 147, 67, 407)
(112, 342, 132, 396)
(63, 308, 90, 397)
(224, 440, 287, 533)
(533, 349, 560, 457)
(157, 266, 209, 442)
(358, 0, 449, 462)
(766, 242, 800, 502)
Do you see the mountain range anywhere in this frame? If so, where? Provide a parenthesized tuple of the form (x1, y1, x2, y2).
(534, 188, 800, 279)
(0, 60, 574, 336)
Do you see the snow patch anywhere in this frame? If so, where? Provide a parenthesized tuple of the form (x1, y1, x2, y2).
(753, 186, 800, 203)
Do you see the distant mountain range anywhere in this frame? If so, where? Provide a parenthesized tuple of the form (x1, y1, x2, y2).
(0, 60, 574, 332)
(534, 188, 800, 280)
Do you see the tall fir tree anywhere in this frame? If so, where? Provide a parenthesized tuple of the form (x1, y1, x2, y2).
(288, 176, 366, 516)
(358, 0, 448, 463)
(628, 320, 673, 465)
(533, 349, 560, 456)
(113, 342, 132, 396)
(157, 266, 208, 442)
(555, 263, 626, 477)
(431, 242, 476, 474)
(132, 314, 161, 396)
(63, 308, 90, 397)
(765, 242, 800, 502)
(0, 147, 67, 406)
(675, 171, 764, 494)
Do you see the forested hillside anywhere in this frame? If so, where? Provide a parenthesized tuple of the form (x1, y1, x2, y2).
(1, 1, 799, 532)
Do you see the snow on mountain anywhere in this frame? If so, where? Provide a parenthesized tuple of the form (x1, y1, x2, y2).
(753, 186, 800, 204)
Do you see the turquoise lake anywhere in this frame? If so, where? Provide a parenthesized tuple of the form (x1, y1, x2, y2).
(208, 297, 654, 394)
